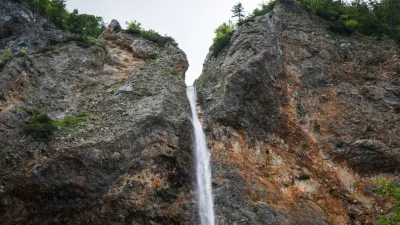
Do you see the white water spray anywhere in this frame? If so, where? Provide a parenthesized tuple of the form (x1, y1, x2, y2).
(186, 86, 215, 225)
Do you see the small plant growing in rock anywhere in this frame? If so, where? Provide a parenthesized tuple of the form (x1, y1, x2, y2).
(65, 35, 107, 50)
(140, 29, 164, 44)
(17, 107, 41, 116)
(166, 68, 178, 76)
(15, 49, 28, 57)
(20, 107, 56, 141)
(0, 49, 13, 63)
(112, 85, 120, 93)
(375, 179, 400, 225)
(52, 112, 86, 127)
(19, 107, 86, 141)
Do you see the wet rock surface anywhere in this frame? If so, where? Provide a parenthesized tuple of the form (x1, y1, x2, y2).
(196, 0, 400, 224)
(0, 3, 194, 224)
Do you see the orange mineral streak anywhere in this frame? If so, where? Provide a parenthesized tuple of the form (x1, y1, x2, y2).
(106, 40, 145, 80)
(206, 85, 386, 224)
(0, 90, 22, 113)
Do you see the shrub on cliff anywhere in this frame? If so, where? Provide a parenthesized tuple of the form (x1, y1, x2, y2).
(0, 49, 13, 62)
(67, 9, 106, 37)
(210, 22, 235, 57)
(126, 21, 175, 46)
(19, 107, 86, 141)
(20, 107, 57, 140)
(126, 20, 142, 34)
(19, 0, 106, 38)
(140, 29, 166, 45)
(252, 0, 277, 17)
(64, 34, 107, 50)
(376, 179, 400, 225)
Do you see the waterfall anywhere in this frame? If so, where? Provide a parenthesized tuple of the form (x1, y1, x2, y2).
(186, 86, 215, 225)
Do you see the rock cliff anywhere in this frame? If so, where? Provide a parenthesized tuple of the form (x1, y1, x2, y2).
(195, 0, 400, 224)
(2, 0, 400, 224)
(0, 1, 194, 224)
(0, 0, 68, 53)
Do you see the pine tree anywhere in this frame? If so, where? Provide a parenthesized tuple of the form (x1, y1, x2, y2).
(232, 2, 245, 21)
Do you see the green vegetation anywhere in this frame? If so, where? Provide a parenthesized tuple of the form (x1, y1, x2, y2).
(211, 1, 277, 56)
(19, 107, 56, 140)
(112, 84, 121, 93)
(37, 45, 59, 53)
(376, 179, 400, 225)
(139, 60, 153, 71)
(210, 22, 235, 56)
(0, 48, 28, 66)
(126, 21, 175, 46)
(15, 49, 28, 57)
(238, 0, 277, 26)
(52, 112, 86, 127)
(126, 20, 142, 34)
(15, 1, 107, 51)
(212, 0, 400, 57)
(17, 107, 41, 116)
(252, 0, 277, 17)
(64, 35, 106, 50)
(0, 49, 13, 63)
(164, 67, 179, 76)
(20, 0, 105, 38)
(67, 9, 106, 37)
(232, 2, 245, 21)
(238, 0, 400, 44)
(297, 0, 400, 43)
(19, 107, 86, 141)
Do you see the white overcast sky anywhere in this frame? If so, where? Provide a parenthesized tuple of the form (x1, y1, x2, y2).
(66, 0, 263, 85)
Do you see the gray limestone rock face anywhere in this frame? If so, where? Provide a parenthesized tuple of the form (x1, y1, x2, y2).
(131, 37, 160, 59)
(195, 0, 400, 224)
(0, 3, 194, 224)
(0, 0, 68, 53)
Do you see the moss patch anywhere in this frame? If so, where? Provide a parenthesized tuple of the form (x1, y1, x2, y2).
(19, 107, 86, 141)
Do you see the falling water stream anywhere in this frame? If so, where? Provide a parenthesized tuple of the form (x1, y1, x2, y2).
(186, 86, 215, 225)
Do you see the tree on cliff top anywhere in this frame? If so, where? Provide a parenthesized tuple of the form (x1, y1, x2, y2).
(232, 2, 245, 21)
